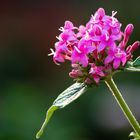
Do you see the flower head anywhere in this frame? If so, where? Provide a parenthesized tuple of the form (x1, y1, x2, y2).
(49, 8, 139, 85)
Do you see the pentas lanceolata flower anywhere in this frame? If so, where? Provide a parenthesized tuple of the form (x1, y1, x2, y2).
(49, 8, 139, 85)
(36, 8, 140, 140)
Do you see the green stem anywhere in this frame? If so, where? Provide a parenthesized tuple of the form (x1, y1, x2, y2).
(105, 76, 140, 136)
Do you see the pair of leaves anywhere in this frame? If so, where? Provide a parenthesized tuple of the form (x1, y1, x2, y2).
(125, 56, 140, 72)
(36, 82, 88, 139)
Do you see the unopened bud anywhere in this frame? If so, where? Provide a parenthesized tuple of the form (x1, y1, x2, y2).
(69, 69, 83, 78)
(71, 64, 79, 68)
(84, 78, 93, 85)
(126, 53, 132, 61)
(69, 71, 78, 78)
(97, 8, 105, 18)
(122, 24, 134, 49)
(124, 24, 134, 35)
(130, 41, 140, 53)
(126, 45, 132, 53)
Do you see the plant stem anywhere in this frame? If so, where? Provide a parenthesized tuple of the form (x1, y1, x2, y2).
(105, 76, 140, 136)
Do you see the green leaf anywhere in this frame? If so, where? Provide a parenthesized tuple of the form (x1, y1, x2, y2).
(125, 67, 140, 72)
(129, 131, 140, 140)
(36, 82, 87, 139)
(124, 56, 140, 72)
(133, 56, 140, 67)
(129, 132, 139, 138)
(36, 106, 58, 139)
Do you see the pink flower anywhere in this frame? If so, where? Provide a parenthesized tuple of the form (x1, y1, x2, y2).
(50, 8, 139, 85)
(86, 8, 105, 27)
(104, 47, 127, 69)
(58, 30, 77, 42)
(69, 69, 83, 78)
(92, 29, 116, 52)
(89, 64, 105, 83)
(52, 42, 67, 63)
(71, 39, 96, 67)
(64, 21, 74, 30)
(77, 25, 86, 38)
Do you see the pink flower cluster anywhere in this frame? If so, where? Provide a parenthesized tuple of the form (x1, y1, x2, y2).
(49, 8, 139, 85)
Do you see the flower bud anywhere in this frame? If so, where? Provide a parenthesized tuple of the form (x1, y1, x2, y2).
(97, 8, 105, 19)
(126, 53, 132, 60)
(122, 24, 134, 49)
(69, 71, 78, 78)
(126, 45, 131, 52)
(130, 41, 140, 53)
(124, 24, 134, 36)
(71, 64, 79, 68)
(84, 78, 93, 85)
(69, 69, 83, 78)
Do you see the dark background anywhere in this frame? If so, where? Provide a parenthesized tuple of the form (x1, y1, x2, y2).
(0, 0, 140, 140)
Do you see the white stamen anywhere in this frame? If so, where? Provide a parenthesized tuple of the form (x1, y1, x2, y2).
(90, 67, 95, 74)
(94, 13, 98, 20)
(91, 15, 96, 22)
(111, 11, 118, 24)
(59, 27, 64, 32)
(67, 41, 71, 45)
(73, 27, 78, 30)
(74, 46, 81, 53)
(48, 48, 55, 56)
(105, 33, 109, 41)
(56, 36, 63, 41)
(85, 31, 89, 39)
(56, 36, 59, 40)
(112, 11, 117, 17)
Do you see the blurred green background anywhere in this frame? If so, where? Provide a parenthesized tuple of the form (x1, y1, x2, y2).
(0, 0, 140, 140)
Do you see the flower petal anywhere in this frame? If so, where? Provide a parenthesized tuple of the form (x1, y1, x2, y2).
(93, 75, 100, 83)
(80, 54, 88, 67)
(121, 56, 127, 66)
(98, 42, 106, 52)
(86, 45, 96, 53)
(64, 21, 74, 30)
(113, 58, 121, 69)
(104, 55, 114, 64)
